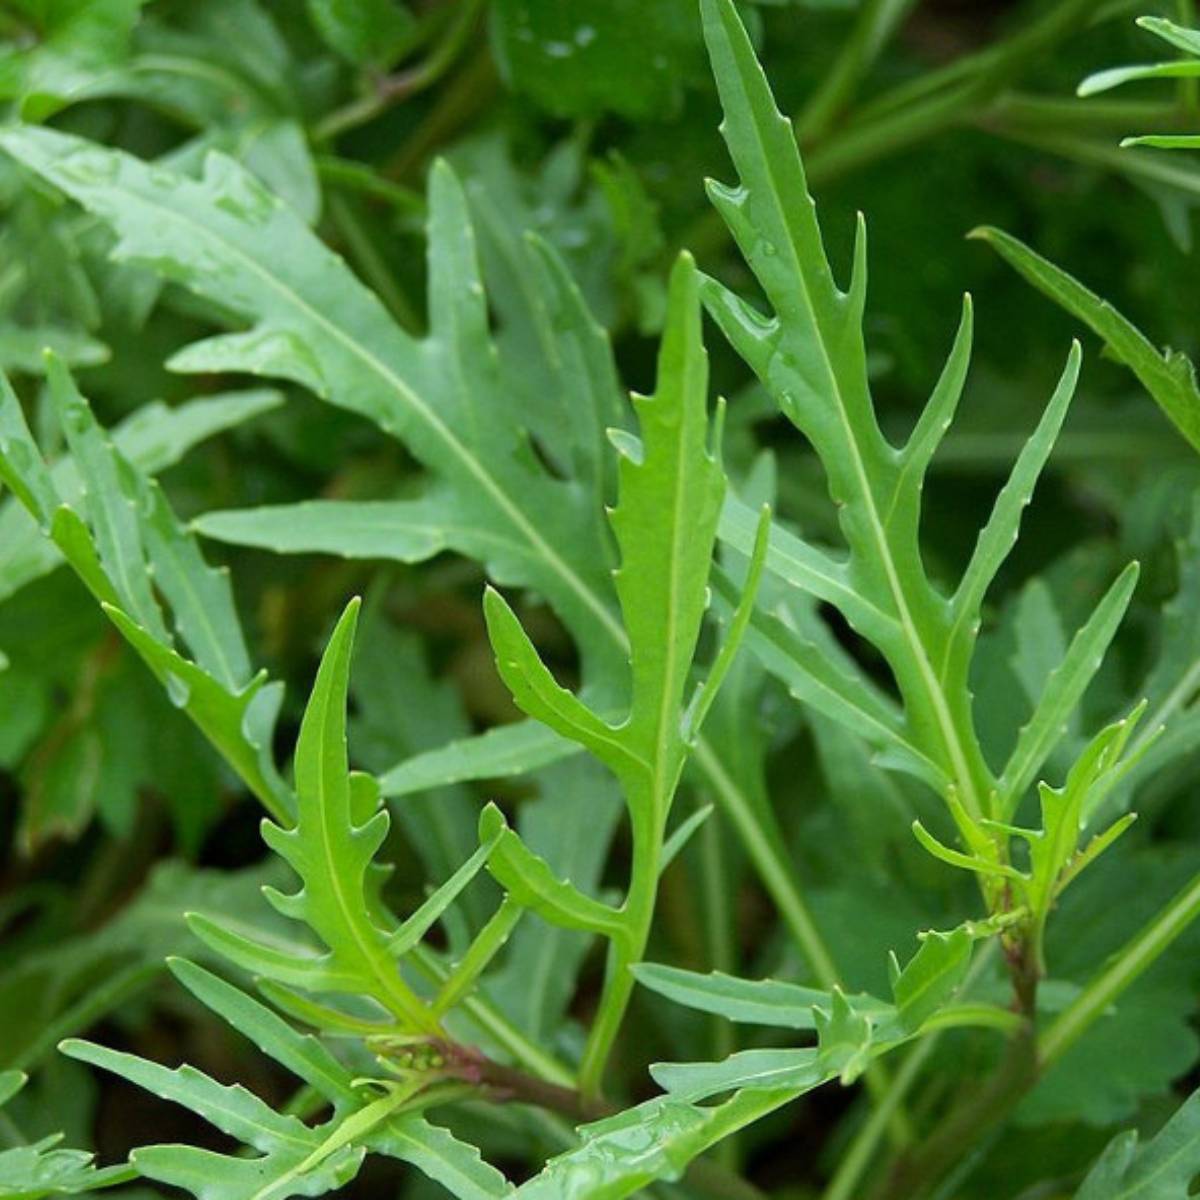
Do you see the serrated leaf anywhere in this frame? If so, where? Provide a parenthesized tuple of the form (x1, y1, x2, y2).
(698, 0, 1095, 837)
(243, 600, 437, 1032)
(477, 804, 622, 938)
(61, 1037, 370, 1200)
(0, 127, 628, 680)
(0, 1070, 133, 1199)
(510, 1088, 803, 1198)
(44, 352, 165, 638)
(889, 928, 971, 1034)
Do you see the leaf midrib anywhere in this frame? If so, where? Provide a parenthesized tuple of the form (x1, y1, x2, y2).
(726, 66, 983, 818)
(307, 678, 435, 1032)
(77, 159, 628, 654)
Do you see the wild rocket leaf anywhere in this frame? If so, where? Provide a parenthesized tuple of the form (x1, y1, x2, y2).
(698, 0, 1134, 848)
(972, 226, 1200, 456)
(510, 1087, 802, 1199)
(194, 600, 438, 1034)
(476, 804, 623, 938)
(0, 126, 624, 682)
(0, 95, 847, 1031)
(997, 563, 1141, 815)
(0, 362, 291, 820)
(61, 963, 505, 1200)
(631, 964, 889, 1029)
(0, 0, 149, 121)
(378, 718, 574, 798)
(486, 252, 727, 807)
(0, 1070, 134, 1199)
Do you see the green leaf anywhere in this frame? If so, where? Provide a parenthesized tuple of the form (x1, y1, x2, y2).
(0, 127, 624, 678)
(194, 496, 452, 565)
(971, 226, 1200, 456)
(888, 928, 971, 1034)
(477, 804, 623, 938)
(482, 588, 638, 777)
(62, 1038, 368, 1200)
(949, 344, 1080, 633)
(0, 0, 149, 121)
(219, 600, 438, 1032)
(1080, 60, 1200, 96)
(0, 1070, 134, 1199)
(631, 964, 889, 1029)
(486, 250, 727, 805)
(701, 0, 1013, 829)
(510, 1088, 803, 1198)
(369, 1119, 513, 1200)
(0, 363, 290, 821)
(386, 832, 503, 958)
(605, 259, 724, 776)
(0, 324, 107, 373)
(1137, 14, 1200, 56)
(60, 958, 507, 1200)
(44, 352, 165, 638)
(378, 718, 576, 798)
(998, 562, 1140, 814)
(102, 605, 289, 820)
(484, 759, 623, 1044)
(166, 960, 360, 1111)
(813, 989, 874, 1084)
(651, 1048, 825, 1102)
(1076, 1086, 1200, 1198)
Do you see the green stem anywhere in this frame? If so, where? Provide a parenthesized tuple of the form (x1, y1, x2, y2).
(824, 1036, 937, 1200)
(408, 945, 575, 1088)
(871, 1025, 1038, 1200)
(823, 939, 1002, 1200)
(316, 155, 426, 220)
(432, 897, 522, 1016)
(693, 740, 841, 986)
(1040, 867, 1200, 1066)
(312, 0, 487, 142)
(578, 809, 664, 1097)
(981, 93, 1196, 136)
(691, 740, 911, 1144)
(796, 0, 919, 143)
(699, 812, 739, 1168)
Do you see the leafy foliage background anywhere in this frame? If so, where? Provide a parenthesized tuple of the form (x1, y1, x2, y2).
(1, 0, 1200, 1198)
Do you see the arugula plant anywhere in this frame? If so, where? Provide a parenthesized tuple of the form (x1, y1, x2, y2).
(3, 2, 1200, 1200)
